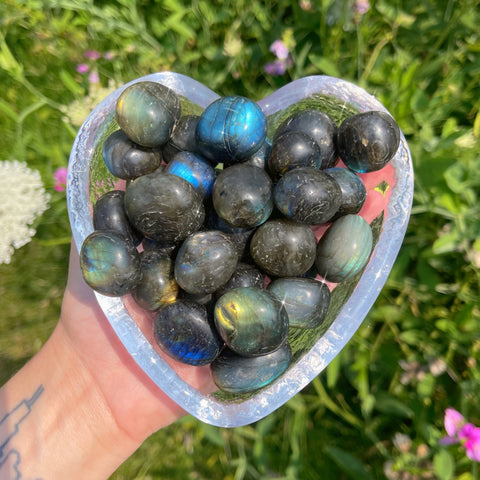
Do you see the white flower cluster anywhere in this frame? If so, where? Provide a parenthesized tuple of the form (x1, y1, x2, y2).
(61, 80, 118, 127)
(0, 160, 50, 264)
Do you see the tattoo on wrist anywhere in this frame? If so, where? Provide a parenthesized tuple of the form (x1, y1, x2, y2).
(0, 385, 44, 480)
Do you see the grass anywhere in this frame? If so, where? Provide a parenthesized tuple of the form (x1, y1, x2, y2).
(1, 0, 480, 478)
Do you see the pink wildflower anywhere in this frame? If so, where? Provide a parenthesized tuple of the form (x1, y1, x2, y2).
(264, 38, 294, 76)
(459, 424, 480, 461)
(441, 408, 480, 462)
(104, 51, 115, 60)
(269, 40, 289, 60)
(53, 167, 68, 192)
(445, 407, 465, 437)
(89, 70, 100, 84)
(84, 49, 101, 60)
(353, 0, 370, 15)
(76, 63, 89, 74)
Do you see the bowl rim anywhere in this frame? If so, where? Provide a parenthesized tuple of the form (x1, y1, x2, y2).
(67, 72, 414, 427)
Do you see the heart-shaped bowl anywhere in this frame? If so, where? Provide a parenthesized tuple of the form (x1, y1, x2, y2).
(67, 72, 413, 428)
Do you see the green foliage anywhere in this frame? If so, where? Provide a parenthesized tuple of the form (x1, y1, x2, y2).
(1, 0, 480, 478)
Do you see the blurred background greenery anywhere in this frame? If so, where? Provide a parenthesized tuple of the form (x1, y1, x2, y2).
(1, 0, 479, 478)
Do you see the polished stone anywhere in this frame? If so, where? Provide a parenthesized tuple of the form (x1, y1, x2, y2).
(211, 340, 291, 393)
(315, 214, 373, 282)
(268, 277, 331, 329)
(196, 96, 267, 164)
(214, 286, 289, 356)
(153, 299, 223, 366)
(174, 230, 238, 295)
(80, 230, 141, 297)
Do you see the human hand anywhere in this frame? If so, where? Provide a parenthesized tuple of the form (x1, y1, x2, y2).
(59, 242, 217, 442)
(0, 242, 216, 480)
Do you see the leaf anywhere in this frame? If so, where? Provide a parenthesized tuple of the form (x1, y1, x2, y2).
(326, 352, 341, 389)
(60, 69, 84, 96)
(374, 3, 397, 22)
(433, 450, 455, 480)
(308, 55, 340, 77)
(374, 392, 414, 419)
(324, 446, 373, 480)
(0, 32, 23, 80)
(162, 11, 196, 40)
(443, 162, 466, 194)
(395, 12, 416, 27)
(201, 424, 225, 447)
(457, 473, 474, 480)
(473, 110, 480, 138)
(435, 193, 462, 215)
(432, 231, 459, 255)
(399, 330, 423, 345)
(0, 98, 18, 121)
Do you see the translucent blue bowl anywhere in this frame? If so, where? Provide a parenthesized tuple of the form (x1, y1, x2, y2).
(67, 72, 413, 427)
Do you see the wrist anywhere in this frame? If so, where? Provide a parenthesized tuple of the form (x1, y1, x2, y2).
(2, 323, 139, 480)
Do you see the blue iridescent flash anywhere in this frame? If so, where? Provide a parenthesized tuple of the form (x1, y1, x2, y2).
(164, 151, 216, 198)
(196, 96, 267, 164)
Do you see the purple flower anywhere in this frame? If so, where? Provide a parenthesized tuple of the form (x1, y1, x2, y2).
(269, 40, 289, 60)
(103, 51, 115, 60)
(53, 167, 68, 192)
(84, 49, 101, 60)
(89, 70, 100, 84)
(441, 408, 480, 462)
(76, 63, 89, 74)
(353, 0, 370, 15)
(264, 59, 287, 76)
(264, 37, 294, 76)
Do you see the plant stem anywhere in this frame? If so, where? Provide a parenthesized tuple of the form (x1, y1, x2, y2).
(311, 377, 363, 429)
(361, 31, 394, 83)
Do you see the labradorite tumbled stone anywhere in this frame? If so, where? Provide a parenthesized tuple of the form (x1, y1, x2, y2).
(214, 287, 289, 357)
(211, 341, 292, 393)
(212, 164, 273, 228)
(164, 151, 216, 198)
(206, 212, 255, 261)
(80, 230, 141, 297)
(267, 277, 331, 329)
(196, 96, 267, 164)
(179, 290, 215, 308)
(93, 190, 142, 246)
(133, 250, 179, 311)
(274, 167, 342, 225)
(102, 129, 162, 180)
(315, 214, 373, 283)
(174, 230, 238, 295)
(162, 115, 200, 163)
(274, 109, 338, 169)
(124, 171, 205, 244)
(244, 137, 272, 170)
(337, 111, 400, 173)
(141, 237, 178, 257)
(268, 131, 322, 179)
(250, 219, 317, 277)
(324, 167, 367, 219)
(115, 81, 181, 148)
(214, 263, 265, 298)
(153, 300, 223, 366)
